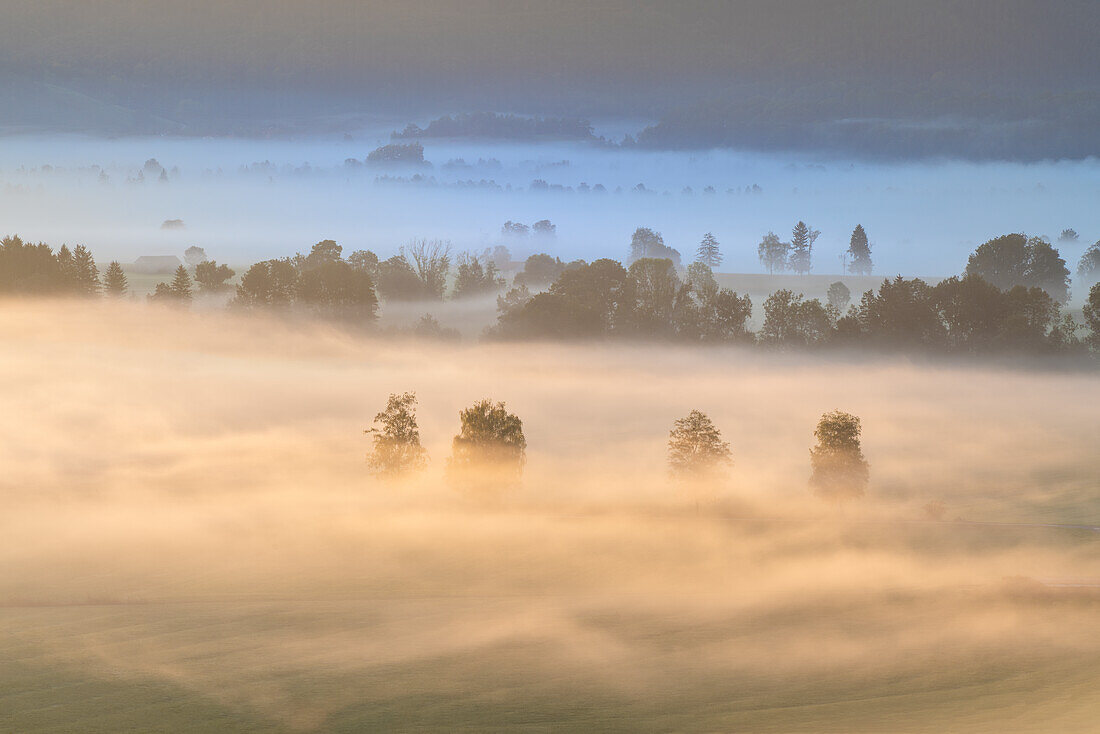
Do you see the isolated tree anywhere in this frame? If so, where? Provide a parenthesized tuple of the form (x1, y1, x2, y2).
(1077, 241, 1100, 284)
(757, 231, 789, 274)
(789, 221, 819, 275)
(448, 399, 527, 489)
(667, 410, 732, 477)
(1058, 228, 1079, 244)
(826, 281, 851, 314)
(696, 232, 723, 269)
(532, 219, 556, 237)
(365, 392, 428, 477)
(71, 245, 100, 295)
(169, 264, 193, 301)
(102, 261, 128, 296)
(847, 224, 873, 275)
(403, 239, 451, 300)
(184, 246, 208, 266)
(194, 260, 236, 292)
(809, 410, 870, 503)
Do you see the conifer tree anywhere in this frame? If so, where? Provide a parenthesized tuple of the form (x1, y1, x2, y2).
(789, 221, 818, 275)
(169, 264, 193, 301)
(695, 232, 723, 269)
(847, 225, 873, 275)
(103, 261, 128, 296)
(72, 245, 100, 295)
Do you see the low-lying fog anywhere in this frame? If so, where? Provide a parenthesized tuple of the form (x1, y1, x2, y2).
(2, 131, 1099, 277)
(1, 300, 1098, 730)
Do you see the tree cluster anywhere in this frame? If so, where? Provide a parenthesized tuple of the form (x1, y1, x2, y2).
(233, 239, 378, 322)
(494, 259, 752, 343)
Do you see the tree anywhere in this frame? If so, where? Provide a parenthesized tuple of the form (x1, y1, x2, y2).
(1084, 283, 1100, 351)
(672, 263, 753, 342)
(627, 257, 680, 336)
(847, 277, 945, 349)
(809, 410, 869, 503)
(365, 392, 428, 477)
(759, 290, 831, 347)
(305, 239, 342, 268)
(667, 410, 732, 478)
(194, 260, 236, 292)
(1058, 228, 1079, 243)
(502, 221, 529, 237)
(757, 231, 788, 274)
(347, 249, 380, 278)
(964, 234, 1070, 302)
(1077, 241, 1100, 284)
(102, 261, 128, 296)
(695, 232, 723, 269)
(56, 244, 75, 285)
(532, 219, 556, 237)
(233, 259, 298, 308)
(826, 281, 851, 315)
(403, 239, 451, 300)
(296, 260, 378, 321)
(847, 225, 873, 275)
(169, 264, 193, 301)
(453, 252, 505, 298)
(448, 399, 527, 490)
(71, 245, 100, 295)
(184, 246, 208, 266)
(789, 221, 819, 275)
(629, 227, 681, 266)
(375, 255, 425, 301)
(513, 253, 565, 289)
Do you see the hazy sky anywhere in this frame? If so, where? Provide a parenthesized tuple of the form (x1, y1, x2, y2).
(2, 0, 1098, 147)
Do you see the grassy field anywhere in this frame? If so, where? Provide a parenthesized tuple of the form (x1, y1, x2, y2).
(0, 301, 1096, 732)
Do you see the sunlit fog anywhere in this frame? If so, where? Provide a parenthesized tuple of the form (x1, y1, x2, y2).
(2, 1, 1099, 732)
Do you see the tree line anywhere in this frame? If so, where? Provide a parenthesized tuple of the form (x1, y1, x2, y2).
(366, 392, 870, 504)
(3, 231, 1099, 358)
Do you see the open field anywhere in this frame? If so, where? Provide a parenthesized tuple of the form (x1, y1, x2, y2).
(0, 300, 1097, 732)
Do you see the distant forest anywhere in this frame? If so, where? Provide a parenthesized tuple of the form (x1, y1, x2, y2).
(2, 230, 1099, 362)
(2, 1, 1098, 159)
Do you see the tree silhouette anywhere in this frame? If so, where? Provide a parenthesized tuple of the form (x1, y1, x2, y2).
(102, 261, 128, 296)
(789, 221, 819, 275)
(809, 410, 870, 503)
(194, 260, 236, 292)
(184, 246, 208, 266)
(965, 234, 1069, 302)
(847, 225, 873, 275)
(757, 231, 788, 274)
(366, 392, 428, 477)
(1078, 241, 1100, 284)
(403, 239, 451, 300)
(448, 399, 526, 490)
(667, 410, 732, 477)
(169, 264, 193, 301)
(72, 245, 100, 295)
(695, 232, 723, 269)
